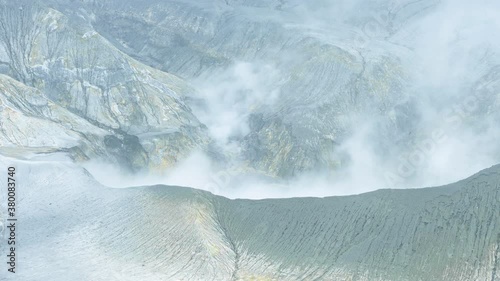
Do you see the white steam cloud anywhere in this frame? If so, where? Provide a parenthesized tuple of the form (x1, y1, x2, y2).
(191, 61, 282, 148)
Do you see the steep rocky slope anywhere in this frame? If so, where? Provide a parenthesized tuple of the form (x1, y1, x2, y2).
(0, 2, 213, 172)
(2, 154, 498, 281)
(87, 0, 412, 177)
(0, 74, 107, 158)
(61, 0, 500, 180)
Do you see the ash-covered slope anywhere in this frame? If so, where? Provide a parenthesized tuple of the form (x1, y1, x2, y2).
(2, 154, 498, 281)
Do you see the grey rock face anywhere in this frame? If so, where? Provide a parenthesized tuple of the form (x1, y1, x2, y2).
(0, 3, 213, 171)
(4, 155, 499, 280)
(0, 74, 106, 158)
(68, 0, 438, 177)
